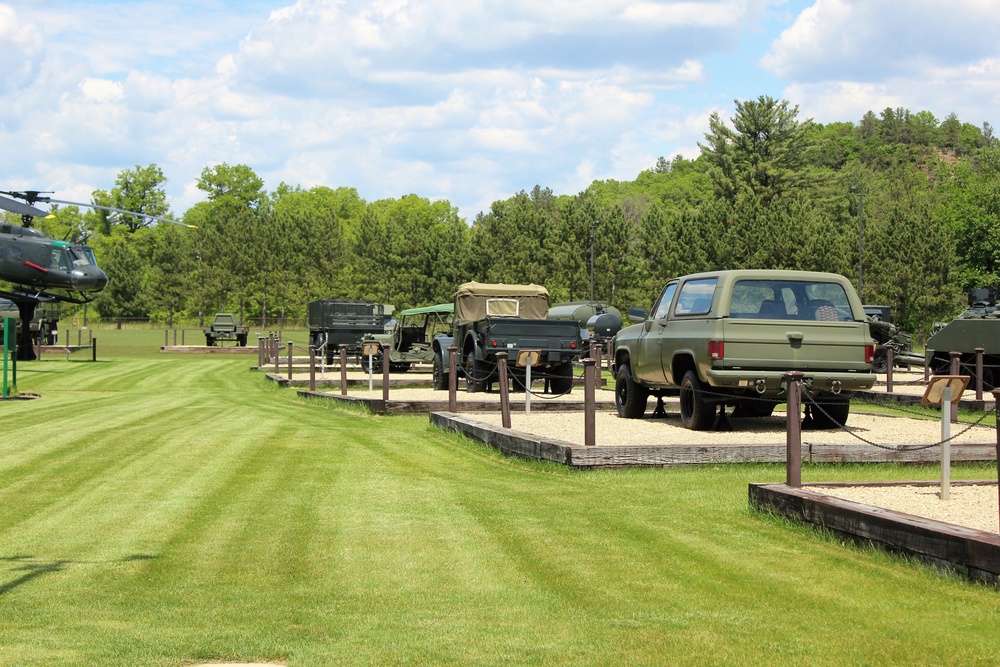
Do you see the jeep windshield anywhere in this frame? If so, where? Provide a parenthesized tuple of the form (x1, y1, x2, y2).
(728, 279, 854, 322)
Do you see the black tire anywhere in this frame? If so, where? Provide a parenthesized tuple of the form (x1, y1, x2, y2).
(548, 362, 574, 394)
(615, 362, 648, 419)
(432, 354, 447, 390)
(872, 348, 888, 374)
(361, 352, 383, 373)
(466, 352, 488, 392)
(205, 336, 214, 347)
(806, 394, 850, 430)
(237, 334, 248, 347)
(679, 370, 713, 430)
(390, 363, 411, 373)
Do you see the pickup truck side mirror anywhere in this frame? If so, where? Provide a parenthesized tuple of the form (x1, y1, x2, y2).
(627, 306, 647, 322)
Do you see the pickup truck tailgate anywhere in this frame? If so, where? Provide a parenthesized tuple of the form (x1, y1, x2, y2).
(721, 319, 869, 370)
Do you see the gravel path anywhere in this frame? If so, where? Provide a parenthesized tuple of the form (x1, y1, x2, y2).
(808, 483, 999, 535)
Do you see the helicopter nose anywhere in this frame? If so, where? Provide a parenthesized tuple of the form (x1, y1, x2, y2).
(71, 268, 109, 292)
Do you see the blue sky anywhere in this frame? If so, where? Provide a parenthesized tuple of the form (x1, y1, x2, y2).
(2, 0, 999, 221)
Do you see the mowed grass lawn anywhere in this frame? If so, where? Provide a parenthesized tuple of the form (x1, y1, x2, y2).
(1, 330, 998, 666)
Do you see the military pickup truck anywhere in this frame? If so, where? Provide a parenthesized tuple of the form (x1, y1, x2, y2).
(432, 282, 583, 393)
(307, 299, 387, 364)
(204, 313, 249, 346)
(612, 269, 876, 430)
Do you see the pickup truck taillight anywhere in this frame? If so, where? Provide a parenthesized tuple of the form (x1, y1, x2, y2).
(708, 340, 724, 360)
(865, 342, 875, 364)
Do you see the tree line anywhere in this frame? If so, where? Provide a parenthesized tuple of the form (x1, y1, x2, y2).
(15, 96, 1000, 335)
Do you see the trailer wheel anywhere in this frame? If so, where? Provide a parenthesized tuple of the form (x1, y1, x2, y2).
(466, 352, 488, 392)
(548, 362, 574, 394)
(205, 335, 215, 347)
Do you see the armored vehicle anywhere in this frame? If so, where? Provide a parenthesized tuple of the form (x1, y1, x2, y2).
(0, 298, 59, 346)
(204, 313, 249, 346)
(925, 287, 1000, 389)
(432, 282, 584, 393)
(547, 301, 623, 344)
(360, 302, 454, 372)
(308, 299, 386, 363)
(613, 270, 876, 430)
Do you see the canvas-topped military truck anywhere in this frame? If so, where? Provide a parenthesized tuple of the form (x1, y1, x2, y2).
(204, 313, 249, 346)
(308, 299, 387, 364)
(613, 269, 876, 430)
(432, 282, 584, 393)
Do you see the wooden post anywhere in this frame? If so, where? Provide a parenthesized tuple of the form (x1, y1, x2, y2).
(784, 371, 803, 488)
(339, 347, 348, 396)
(448, 346, 458, 413)
(382, 344, 390, 403)
(257, 337, 263, 368)
(287, 342, 293, 381)
(975, 347, 985, 403)
(583, 356, 596, 447)
(605, 339, 613, 371)
(590, 340, 602, 379)
(950, 351, 961, 423)
(273, 337, 280, 375)
(498, 351, 511, 429)
(886, 346, 894, 393)
(172, 329, 177, 346)
(994, 389, 1000, 534)
(92, 338, 97, 362)
(309, 346, 316, 392)
(78, 329, 82, 346)
(181, 329, 185, 346)
(88, 329, 93, 346)
(924, 351, 929, 383)
(164, 329, 168, 347)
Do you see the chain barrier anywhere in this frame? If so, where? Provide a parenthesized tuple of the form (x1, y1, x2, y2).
(461, 354, 587, 399)
(684, 383, 993, 453)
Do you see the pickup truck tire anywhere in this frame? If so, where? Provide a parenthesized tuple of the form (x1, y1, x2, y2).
(548, 362, 574, 394)
(679, 370, 714, 430)
(432, 355, 447, 390)
(805, 394, 850, 430)
(615, 363, 648, 419)
(466, 352, 488, 392)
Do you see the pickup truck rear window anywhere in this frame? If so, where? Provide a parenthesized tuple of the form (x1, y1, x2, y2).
(729, 279, 853, 321)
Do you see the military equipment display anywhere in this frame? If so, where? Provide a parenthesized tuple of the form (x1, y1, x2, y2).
(361, 302, 454, 372)
(0, 189, 189, 360)
(203, 313, 249, 346)
(0, 299, 59, 346)
(546, 301, 623, 344)
(925, 287, 1000, 389)
(863, 305, 922, 373)
(307, 299, 387, 363)
(432, 282, 584, 393)
(613, 270, 876, 430)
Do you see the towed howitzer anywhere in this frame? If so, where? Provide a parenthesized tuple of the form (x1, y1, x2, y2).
(864, 305, 921, 373)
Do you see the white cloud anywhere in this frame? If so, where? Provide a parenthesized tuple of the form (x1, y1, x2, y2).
(0, 4, 43, 91)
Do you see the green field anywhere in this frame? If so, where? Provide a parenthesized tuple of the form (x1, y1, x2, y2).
(1, 330, 998, 666)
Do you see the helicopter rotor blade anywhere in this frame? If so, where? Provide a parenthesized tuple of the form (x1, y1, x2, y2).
(45, 198, 197, 228)
(0, 194, 48, 219)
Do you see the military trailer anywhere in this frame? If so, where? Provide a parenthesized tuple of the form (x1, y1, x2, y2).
(432, 282, 584, 393)
(308, 299, 386, 364)
(204, 313, 249, 346)
(925, 287, 1000, 389)
(547, 301, 623, 344)
(0, 298, 59, 346)
(360, 302, 454, 372)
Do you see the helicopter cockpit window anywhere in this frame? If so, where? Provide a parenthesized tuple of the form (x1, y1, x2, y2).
(75, 246, 98, 266)
(69, 248, 93, 268)
(49, 248, 71, 271)
(6, 247, 22, 262)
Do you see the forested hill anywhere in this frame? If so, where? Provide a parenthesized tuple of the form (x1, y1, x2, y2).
(21, 97, 1000, 333)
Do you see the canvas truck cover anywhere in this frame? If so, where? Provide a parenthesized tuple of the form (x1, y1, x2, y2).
(454, 282, 549, 325)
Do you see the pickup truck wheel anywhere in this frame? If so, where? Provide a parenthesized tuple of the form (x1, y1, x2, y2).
(805, 394, 850, 430)
(615, 363, 648, 419)
(548, 362, 574, 394)
(432, 355, 447, 390)
(466, 352, 488, 392)
(679, 370, 713, 430)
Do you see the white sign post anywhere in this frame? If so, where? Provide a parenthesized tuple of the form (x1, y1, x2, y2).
(362, 341, 381, 392)
(516, 350, 541, 416)
(920, 375, 969, 501)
